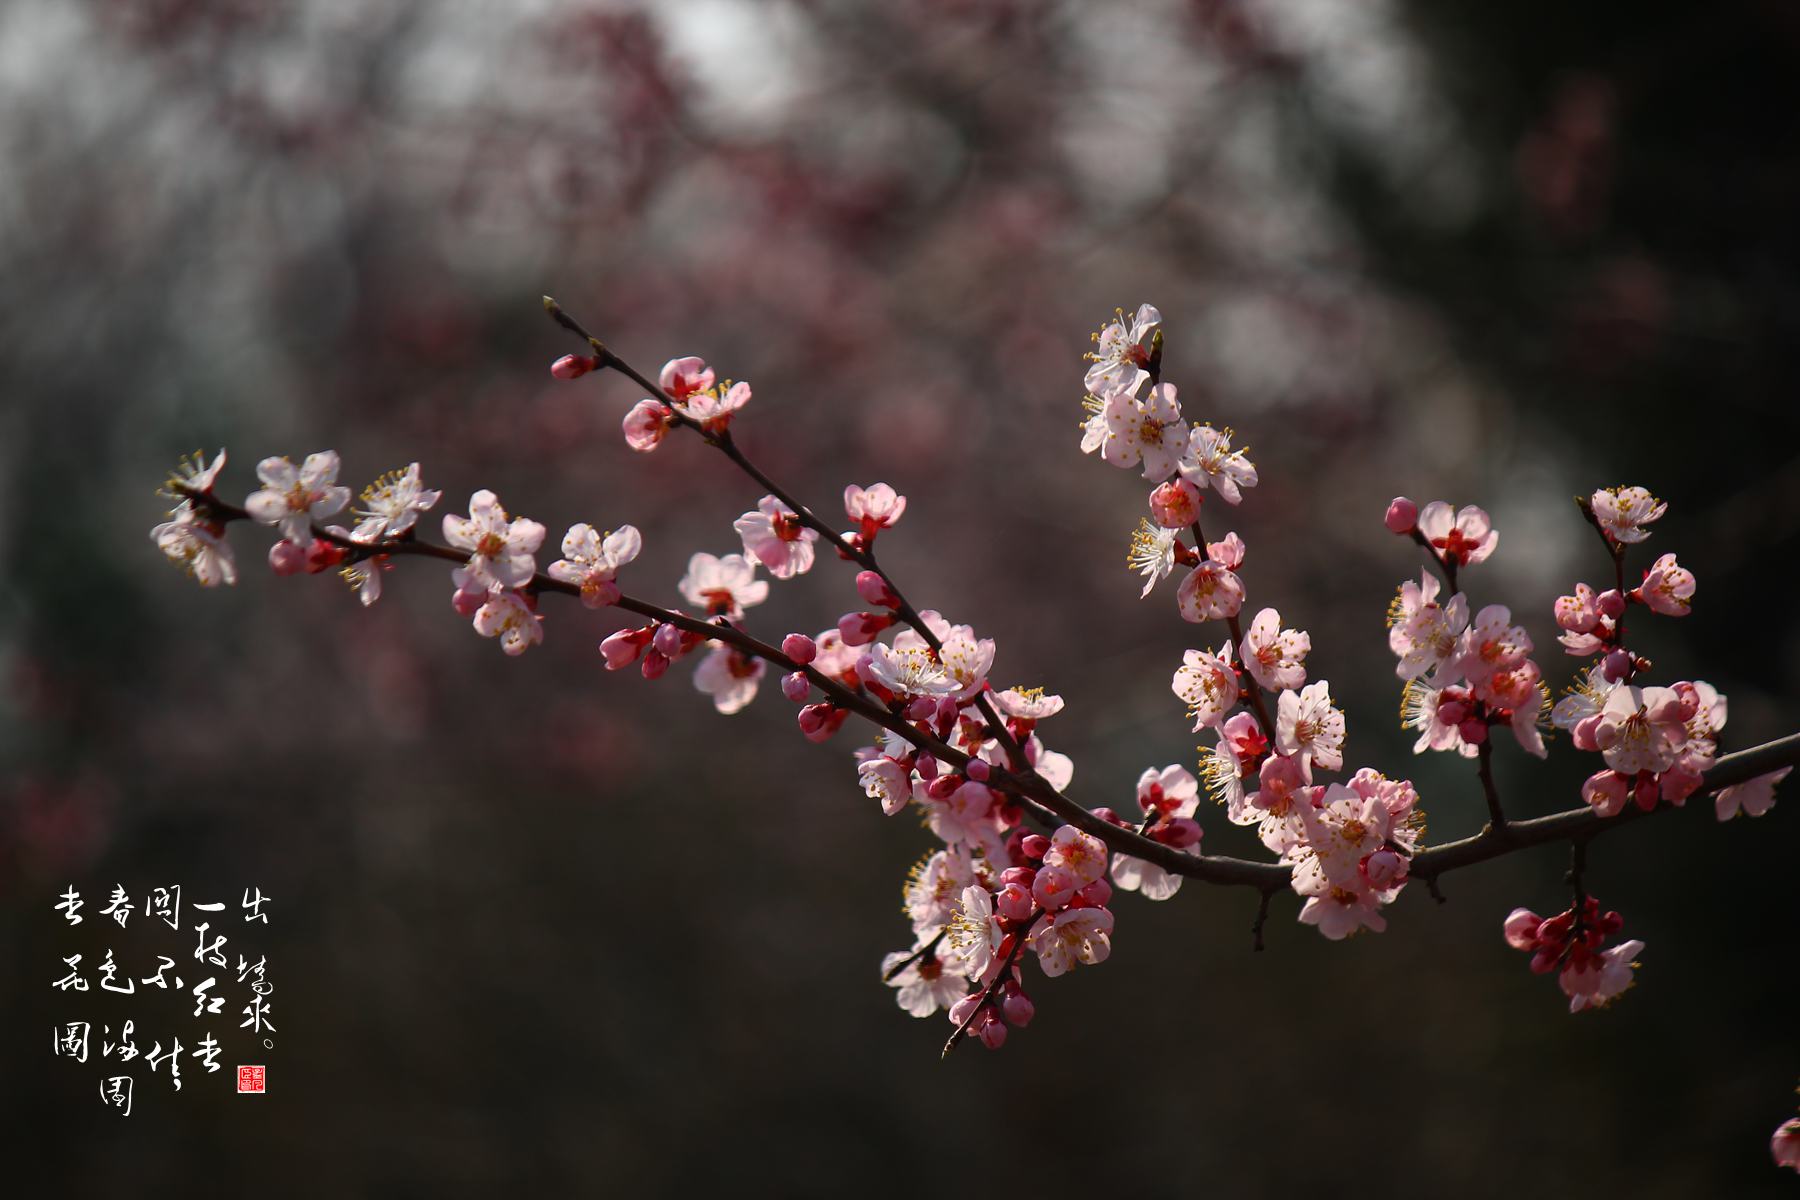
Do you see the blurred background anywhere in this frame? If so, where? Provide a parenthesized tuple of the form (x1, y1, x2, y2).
(3, 0, 1798, 1194)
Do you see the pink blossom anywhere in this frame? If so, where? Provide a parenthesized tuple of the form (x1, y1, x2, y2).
(1590, 485, 1666, 544)
(443, 490, 546, 596)
(1205, 531, 1247, 570)
(733, 496, 817, 580)
(1026, 906, 1114, 977)
(1560, 939, 1643, 1012)
(350, 462, 442, 542)
(1042, 825, 1108, 888)
(843, 483, 907, 535)
(548, 523, 641, 608)
(472, 590, 542, 656)
(1173, 642, 1239, 730)
(859, 643, 958, 699)
(1715, 767, 1790, 821)
(1179, 424, 1258, 505)
(692, 642, 764, 714)
(1637, 552, 1695, 616)
(950, 885, 1006, 980)
(623, 399, 674, 452)
(1083, 302, 1160, 394)
(880, 948, 969, 1018)
(902, 848, 979, 938)
(1176, 560, 1246, 622)
(1402, 681, 1478, 758)
(1148, 478, 1203, 529)
(894, 612, 994, 700)
(151, 506, 237, 587)
(1554, 582, 1600, 634)
(677, 552, 768, 619)
(673, 380, 751, 433)
(993, 688, 1065, 722)
(1099, 382, 1188, 479)
(1241, 607, 1310, 691)
(1276, 681, 1346, 776)
(1451, 604, 1533, 687)
(924, 781, 1002, 856)
(659, 355, 715, 400)
(1128, 520, 1180, 597)
(245, 451, 351, 548)
(859, 756, 914, 816)
(1416, 501, 1498, 566)
(1387, 571, 1469, 680)
(1594, 685, 1688, 775)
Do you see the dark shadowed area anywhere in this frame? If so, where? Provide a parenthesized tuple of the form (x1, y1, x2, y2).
(3, 1, 1797, 1196)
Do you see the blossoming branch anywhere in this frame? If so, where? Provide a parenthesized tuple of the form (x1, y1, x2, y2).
(150, 298, 1800, 1166)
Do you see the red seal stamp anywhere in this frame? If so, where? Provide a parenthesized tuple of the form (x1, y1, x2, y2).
(237, 1065, 266, 1094)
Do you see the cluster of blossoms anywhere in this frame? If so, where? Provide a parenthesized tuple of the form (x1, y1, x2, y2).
(1502, 898, 1644, 1012)
(1384, 500, 1548, 761)
(149, 294, 1794, 1117)
(1081, 308, 1426, 940)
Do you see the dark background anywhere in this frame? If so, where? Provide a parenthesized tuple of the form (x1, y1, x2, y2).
(3, 0, 1797, 1195)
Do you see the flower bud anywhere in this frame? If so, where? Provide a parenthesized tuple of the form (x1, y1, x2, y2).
(781, 672, 810, 702)
(781, 633, 817, 664)
(837, 611, 893, 647)
(1020, 834, 1049, 860)
(1581, 769, 1628, 817)
(653, 623, 685, 659)
(452, 586, 486, 618)
(1601, 647, 1632, 683)
(996, 882, 1034, 923)
(550, 354, 598, 380)
(1384, 496, 1419, 534)
(1001, 989, 1036, 1029)
(999, 866, 1037, 888)
(1074, 879, 1112, 908)
(1503, 907, 1542, 951)
(1031, 865, 1077, 911)
(1148, 479, 1204, 529)
(1363, 849, 1406, 889)
(855, 570, 900, 609)
(304, 540, 346, 573)
(797, 703, 843, 743)
(640, 649, 670, 681)
(976, 1017, 1008, 1051)
(599, 628, 647, 670)
(1595, 588, 1627, 619)
(268, 540, 306, 576)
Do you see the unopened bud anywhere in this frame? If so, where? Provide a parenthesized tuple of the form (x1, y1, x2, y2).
(781, 633, 817, 664)
(268, 540, 306, 576)
(1385, 496, 1419, 534)
(855, 570, 900, 609)
(550, 354, 598, 380)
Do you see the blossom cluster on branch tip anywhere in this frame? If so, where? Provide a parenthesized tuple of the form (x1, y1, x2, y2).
(1503, 900, 1643, 1012)
(147, 295, 1795, 1111)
